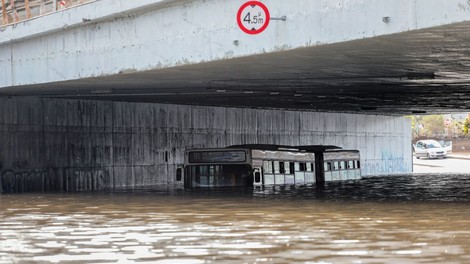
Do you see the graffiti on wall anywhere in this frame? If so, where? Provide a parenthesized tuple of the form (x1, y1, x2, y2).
(362, 151, 410, 175)
(72, 169, 111, 191)
(1, 168, 110, 193)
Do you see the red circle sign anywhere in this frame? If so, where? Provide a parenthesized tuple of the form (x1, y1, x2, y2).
(237, 1, 270, 34)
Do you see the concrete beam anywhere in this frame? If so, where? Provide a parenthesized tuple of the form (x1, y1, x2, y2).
(1, 0, 470, 88)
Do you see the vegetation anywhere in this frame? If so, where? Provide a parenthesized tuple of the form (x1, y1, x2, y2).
(407, 114, 470, 139)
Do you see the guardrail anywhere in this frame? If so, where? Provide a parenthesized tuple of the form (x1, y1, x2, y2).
(1, 0, 93, 26)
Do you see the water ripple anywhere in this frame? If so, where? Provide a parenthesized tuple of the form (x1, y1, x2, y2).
(1, 173, 470, 263)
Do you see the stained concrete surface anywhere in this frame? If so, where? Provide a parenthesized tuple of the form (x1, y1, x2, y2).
(0, 97, 411, 193)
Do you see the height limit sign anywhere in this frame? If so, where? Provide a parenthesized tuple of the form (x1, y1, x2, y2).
(237, 1, 270, 34)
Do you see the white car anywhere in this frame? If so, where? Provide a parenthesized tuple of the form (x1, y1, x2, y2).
(413, 140, 448, 159)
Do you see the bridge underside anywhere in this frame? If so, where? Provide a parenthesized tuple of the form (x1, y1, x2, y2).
(7, 0, 470, 192)
(2, 21, 470, 115)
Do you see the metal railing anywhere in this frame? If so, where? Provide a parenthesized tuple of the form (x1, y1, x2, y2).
(1, 0, 93, 26)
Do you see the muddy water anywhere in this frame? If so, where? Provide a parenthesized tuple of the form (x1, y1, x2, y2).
(1, 174, 470, 263)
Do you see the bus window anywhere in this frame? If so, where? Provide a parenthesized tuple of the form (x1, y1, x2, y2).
(333, 161, 339, 170)
(306, 163, 313, 172)
(284, 162, 291, 174)
(294, 162, 300, 171)
(290, 162, 295, 174)
(263, 161, 273, 173)
(325, 162, 333, 171)
(339, 161, 346, 170)
(274, 161, 280, 174)
(348, 160, 354, 169)
(324, 162, 329, 171)
(254, 171, 261, 183)
(279, 161, 285, 174)
(299, 163, 306, 171)
(356, 160, 361, 169)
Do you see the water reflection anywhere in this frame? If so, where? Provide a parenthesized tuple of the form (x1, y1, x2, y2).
(1, 174, 470, 263)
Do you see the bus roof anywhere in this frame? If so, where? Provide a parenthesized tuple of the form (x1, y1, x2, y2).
(226, 144, 342, 153)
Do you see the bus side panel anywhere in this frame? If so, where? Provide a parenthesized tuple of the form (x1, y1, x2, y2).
(349, 169, 359, 180)
(324, 150, 361, 182)
(275, 174, 285, 185)
(295, 173, 305, 184)
(353, 169, 359, 180)
(294, 171, 305, 184)
(264, 174, 275, 185)
(325, 171, 332, 182)
(305, 172, 315, 183)
(332, 171, 340, 181)
(356, 169, 362, 179)
(285, 174, 295, 184)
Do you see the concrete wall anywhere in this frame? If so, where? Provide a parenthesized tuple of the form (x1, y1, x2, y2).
(0, 97, 411, 192)
(2, 0, 470, 87)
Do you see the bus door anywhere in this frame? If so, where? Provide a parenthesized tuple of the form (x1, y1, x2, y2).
(176, 165, 184, 184)
(294, 162, 305, 184)
(253, 167, 263, 186)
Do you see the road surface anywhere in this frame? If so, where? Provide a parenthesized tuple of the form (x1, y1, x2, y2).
(413, 153, 470, 173)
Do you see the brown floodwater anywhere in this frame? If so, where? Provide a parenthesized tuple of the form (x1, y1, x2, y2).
(1, 173, 470, 263)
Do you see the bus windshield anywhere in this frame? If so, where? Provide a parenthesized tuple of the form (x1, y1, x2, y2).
(185, 164, 252, 188)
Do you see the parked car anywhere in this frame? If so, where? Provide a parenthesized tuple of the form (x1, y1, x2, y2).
(413, 139, 448, 159)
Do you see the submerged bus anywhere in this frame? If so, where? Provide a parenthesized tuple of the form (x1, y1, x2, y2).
(180, 144, 361, 188)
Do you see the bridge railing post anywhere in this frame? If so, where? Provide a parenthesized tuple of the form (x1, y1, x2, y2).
(25, 0, 31, 18)
(39, 0, 46, 15)
(8, 0, 18, 22)
(1, 0, 7, 25)
(1, 0, 93, 26)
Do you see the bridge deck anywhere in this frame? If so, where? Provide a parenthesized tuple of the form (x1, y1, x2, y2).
(1, 0, 470, 114)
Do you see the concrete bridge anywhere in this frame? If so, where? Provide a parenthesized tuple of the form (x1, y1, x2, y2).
(1, 0, 470, 192)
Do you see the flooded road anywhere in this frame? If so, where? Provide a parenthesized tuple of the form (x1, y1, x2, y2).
(1, 174, 470, 263)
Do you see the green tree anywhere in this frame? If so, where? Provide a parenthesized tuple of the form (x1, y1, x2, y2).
(452, 117, 470, 136)
(463, 118, 469, 134)
(420, 115, 445, 137)
(407, 114, 470, 139)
